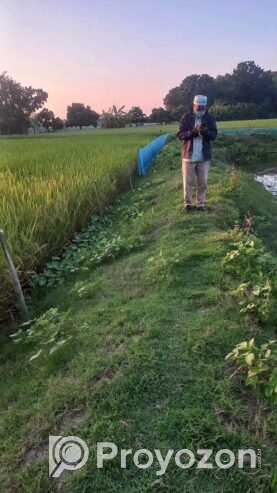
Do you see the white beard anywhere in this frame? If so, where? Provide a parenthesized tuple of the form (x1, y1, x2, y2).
(194, 110, 206, 118)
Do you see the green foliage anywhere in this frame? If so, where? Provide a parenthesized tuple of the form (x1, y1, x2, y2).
(149, 107, 174, 124)
(163, 61, 277, 118)
(9, 308, 70, 362)
(32, 215, 143, 289)
(66, 102, 99, 129)
(224, 230, 276, 322)
(224, 234, 275, 279)
(0, 71, 48, 134)
(70, 280, 95, 299)
(226, 338, 277, 398)
(125, 106, 146, 126)
(164, 73, 216, 110)
(223, 141, 253, 166)
(232, 277, 272, 322)
(100, 105, 127, 128)
(209, 101, 270, 121)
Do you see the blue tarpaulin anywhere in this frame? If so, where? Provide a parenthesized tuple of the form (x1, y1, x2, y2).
(138, 133, 169, 175)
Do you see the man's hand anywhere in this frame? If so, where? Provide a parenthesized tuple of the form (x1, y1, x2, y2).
(191, 126, 200, 137)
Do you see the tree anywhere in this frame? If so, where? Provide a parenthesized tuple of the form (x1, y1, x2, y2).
(126, 106, 146, 126)
(164, 74, 216, 111)
(214, 74, 234, 103)
(163, 62, 277, 118)
(33, 108, 55, 131)
(0, 71, 48, 134)
(149, 107, 173, 124)
(66, 103, 99, 129)
(100, 105, 127, 128)
(230, 61, 274, 104)
(209, 100, 269, 121)
(271, 71, 277, 113)
(52, 117, 64, 131)
(171, 105, 187, 121)
(163, 86, 185, 111)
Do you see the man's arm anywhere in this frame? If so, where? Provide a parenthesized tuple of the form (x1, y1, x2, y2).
(177, 115, 199, 141)
(200, 115, 217, 141)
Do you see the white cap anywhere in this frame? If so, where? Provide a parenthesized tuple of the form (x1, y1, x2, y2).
(193, 95, 207, 105)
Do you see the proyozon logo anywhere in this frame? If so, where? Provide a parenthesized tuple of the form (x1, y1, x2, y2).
(49, 436, 89, 478)
(49, 436, 261, 478)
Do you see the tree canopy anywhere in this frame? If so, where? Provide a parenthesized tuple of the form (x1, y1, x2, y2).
(163, 61, 277, 119)
(33, 108, 64, 132)
(126, 106, 146, 126)
(149, 107, 174, 124)
(66, 103, 99, 129)
(0, 72, 48, 134)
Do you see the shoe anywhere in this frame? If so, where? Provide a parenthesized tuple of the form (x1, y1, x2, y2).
(182, 205, 192, 213)
(197, 205, 208, 212)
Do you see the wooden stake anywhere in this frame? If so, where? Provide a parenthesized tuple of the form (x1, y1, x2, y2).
(0, 230, 29, 321)
(93, 180, 103, 217)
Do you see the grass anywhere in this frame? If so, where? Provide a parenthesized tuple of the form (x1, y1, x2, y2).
(217, 118, 277, 129)
(0, 135, 276, 492)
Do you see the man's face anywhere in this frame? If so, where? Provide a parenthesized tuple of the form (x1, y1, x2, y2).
(193, 103, 206, 112)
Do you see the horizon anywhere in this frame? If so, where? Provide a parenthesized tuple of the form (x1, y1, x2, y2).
(1, 0, 276, 119)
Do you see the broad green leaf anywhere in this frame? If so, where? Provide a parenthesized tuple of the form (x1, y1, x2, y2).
(245, 353, 254, 365)
(29, 349, 43, 362)
(236, 341, 248, 350)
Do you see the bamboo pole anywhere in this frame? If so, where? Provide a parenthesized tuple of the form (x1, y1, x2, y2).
(0, 230, 29, 321)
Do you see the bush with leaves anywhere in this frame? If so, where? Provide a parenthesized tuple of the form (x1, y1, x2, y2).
(226, 338, 277, 398)
(224, 228, 276, 323)
(232, 276, 272, 322)
(32, 214, 143, 289)
(10, 308, 71, 362)
(224, 233, 275, 280)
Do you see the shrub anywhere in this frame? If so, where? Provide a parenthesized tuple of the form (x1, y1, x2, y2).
(224, 234, 275, 280)
(232, 276, 272, 322)
(10, 308, 70, 362)
(226, 338, 277, 398)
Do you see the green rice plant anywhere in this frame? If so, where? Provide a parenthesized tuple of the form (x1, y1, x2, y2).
(0, 128, 165, 320)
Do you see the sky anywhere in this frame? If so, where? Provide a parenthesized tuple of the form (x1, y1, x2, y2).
(1, 0, 276, 119)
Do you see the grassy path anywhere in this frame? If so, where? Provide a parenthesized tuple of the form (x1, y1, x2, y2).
(0, 137, 276, 492)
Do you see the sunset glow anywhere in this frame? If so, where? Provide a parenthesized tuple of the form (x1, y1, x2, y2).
(1, 0, 276, 118)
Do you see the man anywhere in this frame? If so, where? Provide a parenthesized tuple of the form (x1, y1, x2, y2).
(177, 95, 217, 212)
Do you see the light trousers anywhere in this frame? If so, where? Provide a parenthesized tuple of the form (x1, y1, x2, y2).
(182, 159, 210, 206)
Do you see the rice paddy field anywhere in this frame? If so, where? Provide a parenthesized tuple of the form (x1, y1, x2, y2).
(0, 119, 277, 321)
(0, 125, 172, 320)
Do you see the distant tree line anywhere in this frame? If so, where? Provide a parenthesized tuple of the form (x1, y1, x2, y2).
(1, 61, 276, 134)
(164, 61, 277, 121)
